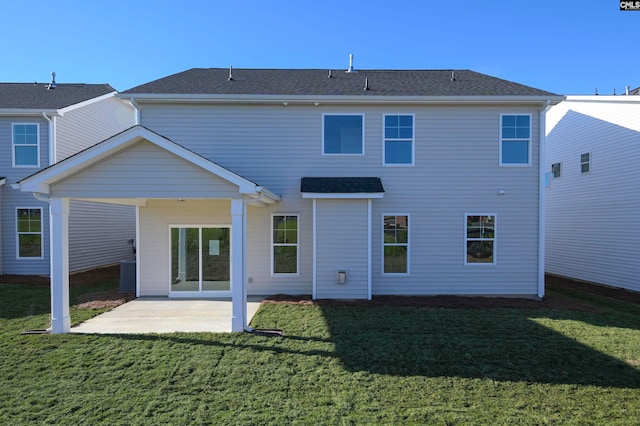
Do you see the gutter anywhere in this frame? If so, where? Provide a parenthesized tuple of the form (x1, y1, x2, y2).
(129, 97, 140, 125)
(42, 112, 57, 165)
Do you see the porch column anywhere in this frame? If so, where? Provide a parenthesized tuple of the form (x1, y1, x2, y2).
(230, 198, 246, 332)
(49, 197, 70, 334)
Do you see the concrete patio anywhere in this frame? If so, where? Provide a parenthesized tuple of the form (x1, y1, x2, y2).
(71, 298, 263, 334)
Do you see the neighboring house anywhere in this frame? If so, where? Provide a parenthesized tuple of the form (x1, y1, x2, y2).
(18, 66, 563, 333)
(1, 77, 136, 275)
(545, 89, 640, 292)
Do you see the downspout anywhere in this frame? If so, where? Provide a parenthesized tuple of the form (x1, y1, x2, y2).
(129, 98, 140, 125)
(42, 112, 56, 165)
(538, 100, 551, 299)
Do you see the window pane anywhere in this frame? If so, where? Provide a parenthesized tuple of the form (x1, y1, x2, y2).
(515, 127, 530, 138)
(384, 246, 407, 273)
(385, 140, 412, 164)
(502, 115, 516, 126)
(552, 163, 561, 178)
(385, 127, 399, 139)
(398, 127, 413, 138)
(516, 115, 530, 127)
(502, 127, 516, 138)
(581, 163, 590, 173)
(19, 234, 42, 257)
(502, 140, 529, 164)
(399, 115, 413, 126)
(466, 241, 494, 263)
(324, 115, 363, 154)
(385, 115, 398, 127)
(274, 246, 297, 274)
(15, 146, 38, 166)
(273, 216, 297, 243)
(581, 153, 590, 163)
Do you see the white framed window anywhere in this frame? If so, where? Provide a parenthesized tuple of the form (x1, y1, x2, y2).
(500, 114, 531, 166)
(322, 114, 364, 155)
(16, 208, 43, 259)
(580, 152, 591, 174)
(551, 162, 562, 179)
(12, 123, 40, 167)
(465, 214, 496, 265)
(383, 114, 414, 166)
(383, 214, 409, 275)
(272, 214, 299, 275)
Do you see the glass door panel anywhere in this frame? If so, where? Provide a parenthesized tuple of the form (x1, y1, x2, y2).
(202, 228, 230, 292)
(171, 227, 200, 292)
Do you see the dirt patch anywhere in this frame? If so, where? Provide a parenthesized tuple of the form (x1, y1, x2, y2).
(76, 289, 136, 310)
(0, 265, 120, 287)
(264, 275, 639, 312)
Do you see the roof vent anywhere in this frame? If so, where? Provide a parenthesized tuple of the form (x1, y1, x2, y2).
(228, 65, 233, 81)
(364, 78, 369, 91)
(328, 69, 332, 78)
(450, 70, 456, 81)
(595, 88, 599, 95)
(626, 85, 630, 96)
(47, 72, 56, 90)
(613, 88, 616, 96)
(346, 53, 356, 73)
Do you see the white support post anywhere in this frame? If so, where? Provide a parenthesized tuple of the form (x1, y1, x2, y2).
(230, 198, 246, 332)
(49, 197, 70, 333)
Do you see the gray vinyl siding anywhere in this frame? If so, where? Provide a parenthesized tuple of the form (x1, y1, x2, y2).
(68, 200, 136, 272)
(0, 116, 51, 274)
(51, 140, 242, 199)
(315, 200, 369, 299)
(545, 99, 640, 292)
(56, 95, 135, 161)
(138, 103, 541, 296)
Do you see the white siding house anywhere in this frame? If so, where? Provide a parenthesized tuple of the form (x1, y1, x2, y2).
(0, 81, 136, 275)
(18, 67, 563, 333)
(545, 93, 640, 292)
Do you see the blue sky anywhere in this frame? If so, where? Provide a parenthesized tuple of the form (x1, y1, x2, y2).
(1, 0, 638, 95)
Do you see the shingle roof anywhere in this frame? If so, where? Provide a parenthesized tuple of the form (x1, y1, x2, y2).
(123, 68, 559, 97)
(301, 177, 384, 194)
(0, 83, 115, 109)
(629, 86, 640, 95)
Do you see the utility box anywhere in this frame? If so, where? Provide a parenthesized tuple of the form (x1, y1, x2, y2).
(120, 259, 136, 292)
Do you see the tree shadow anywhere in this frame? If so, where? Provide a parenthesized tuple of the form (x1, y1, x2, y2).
(317, 304, 640, 388)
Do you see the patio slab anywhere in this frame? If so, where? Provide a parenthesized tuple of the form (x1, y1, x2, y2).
(71, 298, 263, 334)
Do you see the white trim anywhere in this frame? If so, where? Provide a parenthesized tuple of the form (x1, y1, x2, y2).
(367, 199, 372, 300)
(381, 213, 410, 276)
(464, 213, 497, 266)
(499, 113, 532, 167)
(168, 224, 232, 297)
(231, 199, 246, 331)
(15, 206, 44, 260)
(538, 106, 547, 298)
(312, 199, 317, 300)
(322, 113, 365, 156)
(122, 93, 564, 106)
(17, 126, 280, 203)
(270, 213, 300, 277)
(12, 123, 40, 168)
(49, 198, 70, 333)
(57, 91, 118, 115)
(302, 192, 384, 199)
(382, 113, 415, 167)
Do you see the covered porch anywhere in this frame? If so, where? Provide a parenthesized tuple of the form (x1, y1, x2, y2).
(18, 126, 280, 334)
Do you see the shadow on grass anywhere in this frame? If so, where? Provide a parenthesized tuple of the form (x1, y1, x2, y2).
(317, 305, 640, 388)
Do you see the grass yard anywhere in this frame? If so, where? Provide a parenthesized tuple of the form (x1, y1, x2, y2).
(0, 279, 639, 425)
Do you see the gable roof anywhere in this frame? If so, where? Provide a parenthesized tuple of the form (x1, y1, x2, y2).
(0, 83, 116, 110)
(122, 68, 560, 98)
(18, 125, 280, 204)
(630, 86, 640, 96)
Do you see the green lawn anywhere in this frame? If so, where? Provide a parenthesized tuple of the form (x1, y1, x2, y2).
(1, 281, 639, 425)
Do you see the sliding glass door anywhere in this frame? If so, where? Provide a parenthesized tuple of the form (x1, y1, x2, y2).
(170, 226, 230, 296)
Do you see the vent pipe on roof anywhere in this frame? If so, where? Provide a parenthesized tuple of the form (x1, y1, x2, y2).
(364, 78, 369, 91)
(613, 88, 616, 96)
(625, 86, 630, 96)
(328, 69, 332, 78)
(47, 72, 56, 90)
(595, 88, 599, 95)
(346, 54, 355, 73)
(228, 65, 233, 81)
(450, 70, 456, 81)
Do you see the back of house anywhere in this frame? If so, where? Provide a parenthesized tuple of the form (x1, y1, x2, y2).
(545, 89, 640, 292)
(0, 78, 136, 275)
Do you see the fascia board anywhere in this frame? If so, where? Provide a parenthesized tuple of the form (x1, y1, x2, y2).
(563, 95, 640, 104)
(57, 91, 118, 114)
(121, 93, 565, 106)
(0, 109, 59, 116)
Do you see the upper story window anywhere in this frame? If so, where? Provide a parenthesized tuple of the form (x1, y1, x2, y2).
(12, 124, 40, 167)
(383, 114, 414, 166)
(323, 114, 364, 155)
(551, 162, 561, 179)
(500, 115, 530, 166)
(580, 152, 591, 174)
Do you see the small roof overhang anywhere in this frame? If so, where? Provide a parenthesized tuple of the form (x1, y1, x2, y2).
(301, 177, 384, 199)
(0, 177, 5, 186)
(18, 125, 280, 204)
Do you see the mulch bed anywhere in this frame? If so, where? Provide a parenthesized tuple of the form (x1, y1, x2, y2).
(2, 266, 638, 312)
